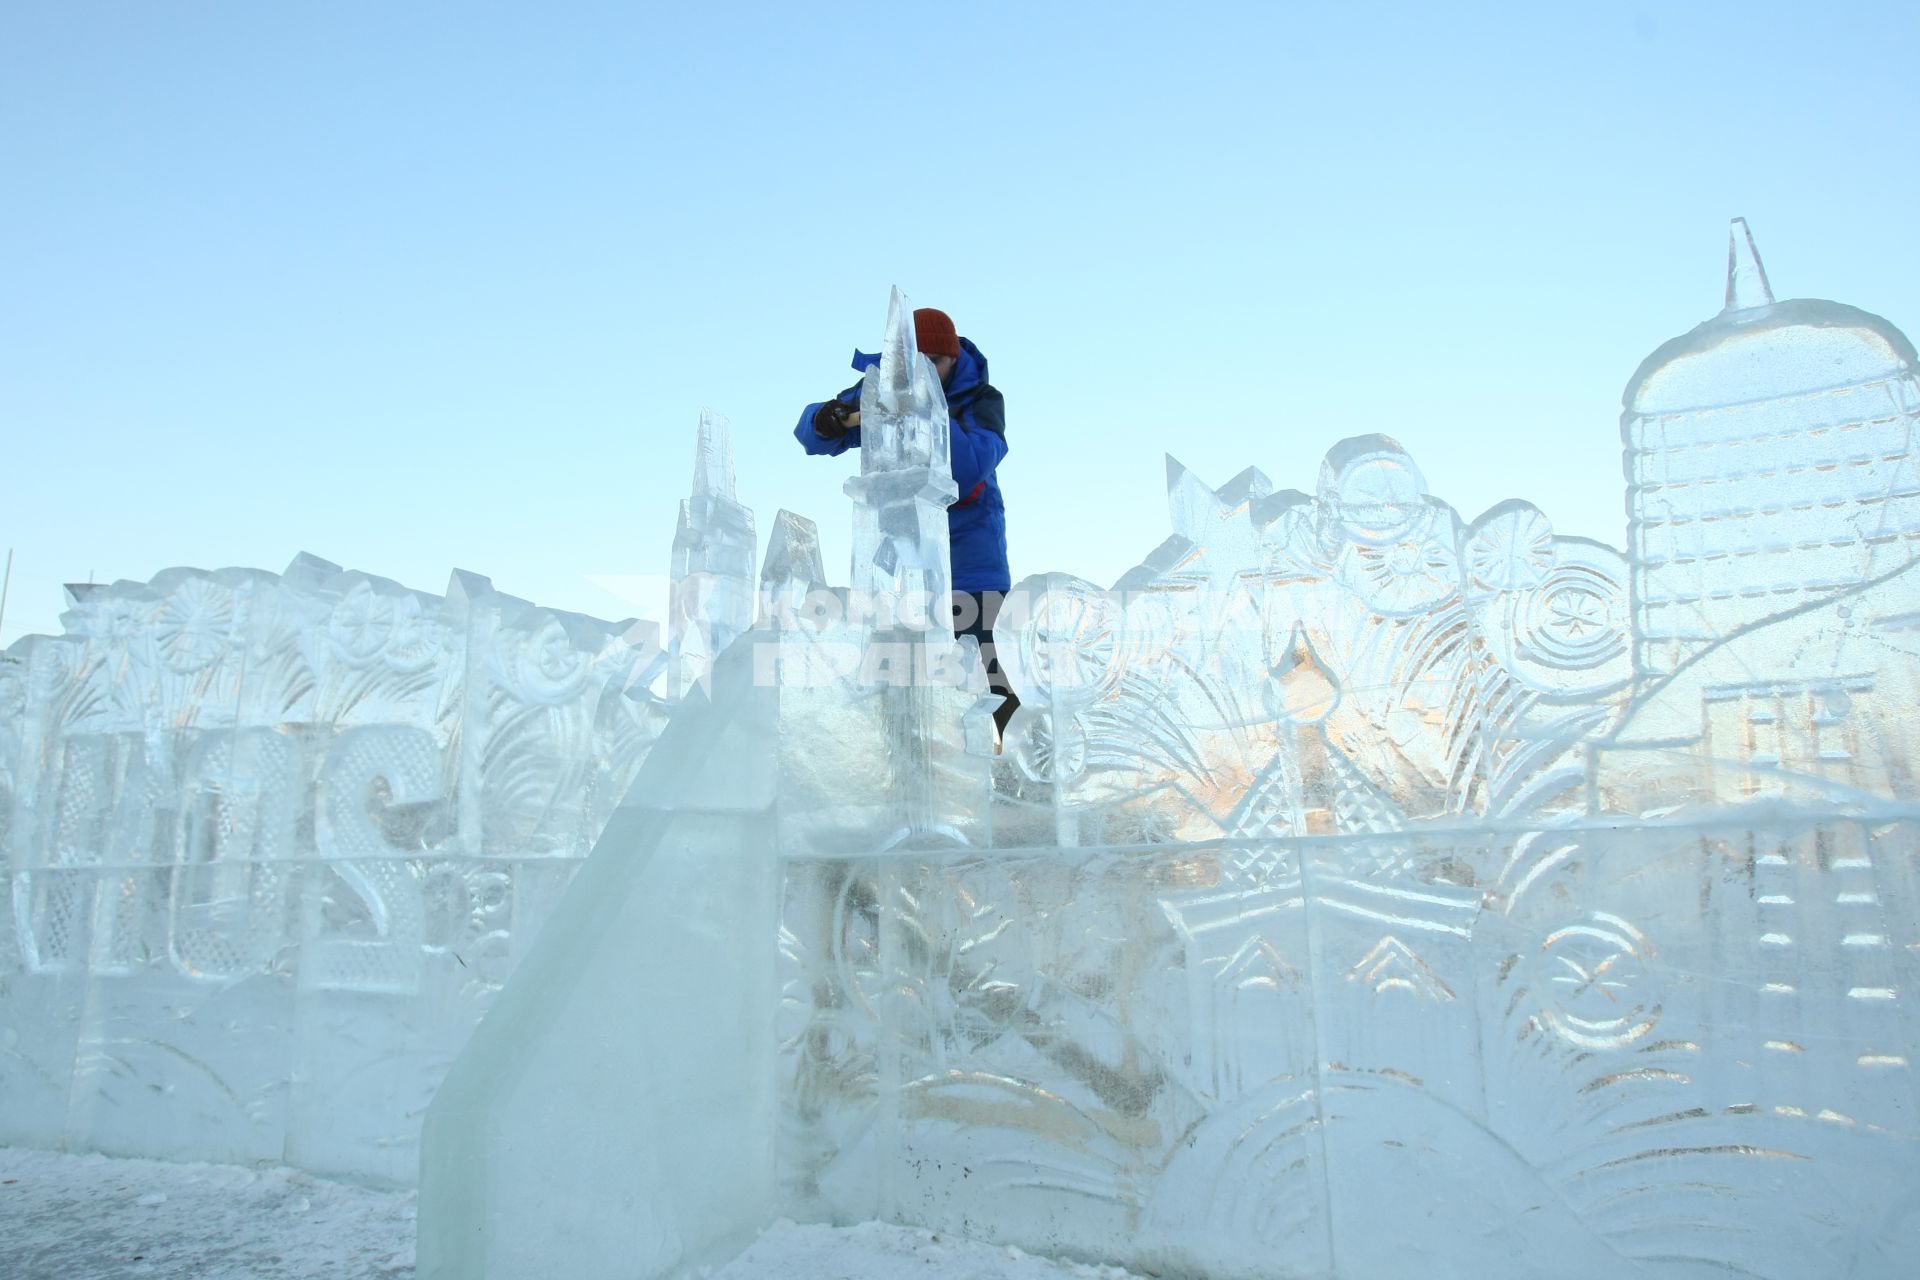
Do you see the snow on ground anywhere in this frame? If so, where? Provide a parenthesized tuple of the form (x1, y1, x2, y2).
(0, 1147, 1146, 1280)
(1, 1147, 416, 1280)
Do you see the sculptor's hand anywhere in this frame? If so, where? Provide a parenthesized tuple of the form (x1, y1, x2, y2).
(812, 399, 855, 439)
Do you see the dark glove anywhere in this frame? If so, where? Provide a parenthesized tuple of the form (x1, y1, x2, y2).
(812, 398, 854, 440)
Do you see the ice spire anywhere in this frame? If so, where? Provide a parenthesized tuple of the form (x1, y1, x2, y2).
(835, 291, 986, 847)
(690, 406, 735, 499)
(859, 287, 953, 476)
(843, 287, 957, 619)
(668, 410, 757, 700)
(758, 508, 827, 626)
(1723, 217, 1774, 312)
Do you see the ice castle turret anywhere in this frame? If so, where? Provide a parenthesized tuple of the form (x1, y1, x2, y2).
(668, 410, 757, 700)
(1623, 218, 1920, 678)
(836, 290, 990, 848)
(843, 288, 959, 626)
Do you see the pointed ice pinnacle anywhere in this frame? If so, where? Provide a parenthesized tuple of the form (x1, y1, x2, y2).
(285, 551, 345, 582)
(1158, 457, 1273, 589)
(761, 509, 825, 590)
(858, 287, 952, 476)
(669, 412, 757, 700)
(873, 287, 921, 417)
(843, 288, 955, 623)
(1166, 456, 1271, 536)
(1724, 217, 1774, 312)
(691, 408, 736, 500)
(444, 569, 495, 616)
(759, 509, 828, 625)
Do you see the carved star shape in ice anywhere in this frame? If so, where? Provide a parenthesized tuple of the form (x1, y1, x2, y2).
(1544, 587, 1608, 641)
(1155, 456, 1273, 595)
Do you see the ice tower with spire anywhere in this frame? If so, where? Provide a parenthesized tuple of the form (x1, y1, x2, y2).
(843, 288, 959, 626)
(836, 290, 993, 846)
(668, 410, 757, 699)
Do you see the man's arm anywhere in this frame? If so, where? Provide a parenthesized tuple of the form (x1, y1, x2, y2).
(949, 386, 1007, 492)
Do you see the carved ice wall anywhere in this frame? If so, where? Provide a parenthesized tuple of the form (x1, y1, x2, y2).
(0, 553, 666, 1183)
(2, 227, 1914, 1275)
(417, 239, 1920, 1279)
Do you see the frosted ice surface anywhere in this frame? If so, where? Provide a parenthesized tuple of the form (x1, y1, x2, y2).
(4, 227, 1919, 1279)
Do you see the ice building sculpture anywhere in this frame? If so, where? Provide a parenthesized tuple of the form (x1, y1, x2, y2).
(1625, 218, 1920, 678)
(0, 552, 667, 1183)
(417, 244, 1920, 1280)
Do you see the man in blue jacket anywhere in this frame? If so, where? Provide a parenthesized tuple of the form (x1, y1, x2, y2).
(794, 306, 1020, 740)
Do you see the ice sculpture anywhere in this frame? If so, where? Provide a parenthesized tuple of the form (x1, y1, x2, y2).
(417, 234, 1920, 1279)
(1624, 217, 1920, 681)
(419, 293, 994, 1275)
(0, 552, 668, 1182)
(757, 508, 828, 626)
(669, 410, 756, 701)
(2, 225, 1916, 1276)
(0, 411, 804, 1181)
(845, 287, 960, 620)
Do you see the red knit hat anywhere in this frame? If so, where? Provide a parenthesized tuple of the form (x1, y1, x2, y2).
(913, 307, 960, 358)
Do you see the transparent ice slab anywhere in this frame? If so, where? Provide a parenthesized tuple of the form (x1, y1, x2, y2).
(418, 643, 783, 1277)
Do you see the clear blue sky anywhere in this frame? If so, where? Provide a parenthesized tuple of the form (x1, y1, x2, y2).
(3, 1, 1916, 640)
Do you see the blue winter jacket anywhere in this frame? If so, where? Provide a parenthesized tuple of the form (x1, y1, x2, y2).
(794, 336, 1011, 593)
